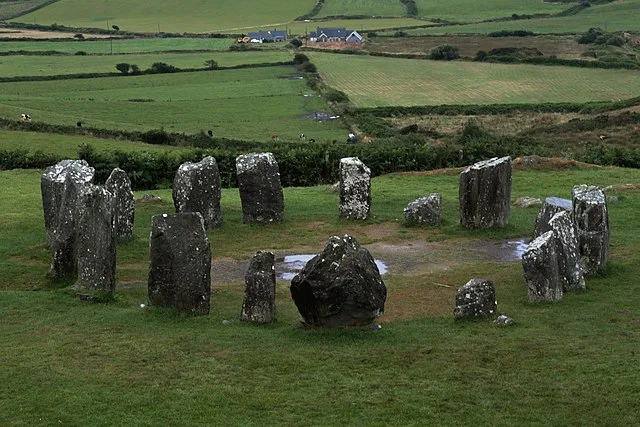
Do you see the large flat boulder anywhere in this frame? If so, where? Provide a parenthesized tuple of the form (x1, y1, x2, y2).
(173, 156, 222, 230)
(236, 153, 284, 224)
(572, 185, 610, 276)
(339, 157, 371, 220)
(290, 235, 387, 327)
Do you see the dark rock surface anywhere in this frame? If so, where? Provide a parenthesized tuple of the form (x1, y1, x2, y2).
(522, 230, 563, 302)
(549, 211, 585, 292)
(41, 160, 94, 277)
(173, 156, 222, 230)
(290, 235, 387, 327)
(75, 185, 116, 293)
(572, 185, 610, 276)
(459, 156, 512, 229)
(105, 168, 135, 240)
(404, 193, 442, 226)
(533, 196, 572, 238)
(236, 153, 284, 224)
(453, 279, 497, 320)
(148, 212, 211, 315)
(339, 157, 371, 220)
(240, 251, 276, 323)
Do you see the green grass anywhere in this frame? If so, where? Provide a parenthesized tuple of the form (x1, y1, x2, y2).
(415, 0, 565, 22)
(247, 18, 429, 35)
(0, 37, 234, 54)
(404, 0, 640, 34)
(1, 165, 640, 424)
(0, 0, 49, 20)
(0, 50, 293, 77)
(308, 52, 640, 107)
(0, 65, 348, 141)
(12, 0, 317, 33)
(315, 0, 407, 18)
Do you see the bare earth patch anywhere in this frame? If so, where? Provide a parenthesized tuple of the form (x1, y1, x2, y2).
(0, 28, 115, 39)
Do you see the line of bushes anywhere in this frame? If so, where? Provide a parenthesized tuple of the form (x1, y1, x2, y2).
(296, 0, 325, 20)
(400, 0, 418, 17)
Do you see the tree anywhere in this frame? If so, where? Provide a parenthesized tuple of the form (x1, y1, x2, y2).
(293, 53, 309, 64)
(204, 59, 219, 70)
(74, 33, 84, 40)
(112, 25, 120, 31)
(130, 64, 141, 75)
(289, 38, 302, 48)
(115, 63, 130, 75)
(429, 45, 459, 60)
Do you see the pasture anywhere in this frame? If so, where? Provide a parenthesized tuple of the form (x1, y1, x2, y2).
(1, 164, 640, 425)
(12, 0, 317, 33)
(0, 0, 48, 20)
(414, 0, 565, 22)
(314, 0, 406, 18)
(0, 50, 293, 77)
(308, 52, 640, 107)
(247, 18, 428, 35)
(0, 65, 348, 141)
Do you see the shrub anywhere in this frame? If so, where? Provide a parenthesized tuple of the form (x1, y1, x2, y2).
(430, 45, 459, 60)
(298, 61, 317, 73)
(115, 63, 130, 75)
(293, 53, 310, 64)
(75, 51, 87, 56)
(204, 59, 219, 70)
(325, 89, 349, 103)
(289, 39, 303, 48)
(394, 31, 408, 37)
(74, 33, 84, 40)
(130, 64, 141, 75)
(147, 62, 179, 74)
(578, 27, 604, 44)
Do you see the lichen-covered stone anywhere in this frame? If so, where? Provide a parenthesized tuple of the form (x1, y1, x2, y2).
(572, 185, 610, 276)
(459, 156, 512, 229)
(494, 314, 515, 326)
(339, 157, 371, 220)
(41, 160, 94, 277)
(148, 212, 211, 315)
(105, 168, 135, 240)
(290, 235, 387, 327)
(549, 211, 585, 292)
(75, 185, 116, 293)
(240, 251, 276, 323)
(514, 196, 542, 208)
(173, 156, 222, 230)
(533, 196, 572, 238)
(522, 231, 563, 302)
(404, 193, 441, 226)
(236, 153, 284, 224)
(453, 279, 497, 320)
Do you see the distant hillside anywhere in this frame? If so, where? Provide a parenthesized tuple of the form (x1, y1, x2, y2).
(10, 0, 317, 33)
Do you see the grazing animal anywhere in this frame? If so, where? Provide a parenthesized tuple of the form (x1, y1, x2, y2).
(599, 135, 606, 141)
(309, 138, 316, 143)
(299, 133, 305, 141)
(20, 114, 31, 122)
(76, 121, 82, 128)
(271, 134, 279, 140)
(207, 130, 213, 137)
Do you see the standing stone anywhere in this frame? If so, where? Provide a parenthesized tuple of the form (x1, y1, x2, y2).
(290, 235, 387, 327)
(75, 185, 116, 293)
(549, 211, 585, 292)
(572, 185, 610, 276)
(41, 160, 95, 277)
(459, 156, 512, 229)
(236, 153, 284, 224)
(522, 231, 563, 302)
(453, 279, 497, 320)
(173, 156, 222, 230)
(240, 251, 276, 324)
(105, 168, 135, 240)
(339, 157, 371, 220)
(403, 193, 442, 226)
(533, 197, 572, 238)
(148, 212, 211, 315)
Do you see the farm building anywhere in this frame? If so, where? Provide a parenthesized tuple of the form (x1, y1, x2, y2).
(246, 30, 287, 43)
(309, 27, 363, 44)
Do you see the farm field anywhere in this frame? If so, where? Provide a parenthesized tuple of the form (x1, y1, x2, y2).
(12, 0, 317, 33)
(414, 0, 565, 22)
(314, 0, 406, 18)
(0, 0, 48, 20)
(401, 0, 640, 34)
(0, 66, 347, 141)
(0, 50, 293, 77)
(308, 52, 640, 107)
(249, 18, 428, 36)
(0, 37, 234, 54)
(1, 165, 640, 425)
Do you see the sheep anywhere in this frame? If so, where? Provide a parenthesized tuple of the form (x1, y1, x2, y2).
(299, 133, 306, 141)
(20, 114, 31, 122)
(207, 130, 213, 137)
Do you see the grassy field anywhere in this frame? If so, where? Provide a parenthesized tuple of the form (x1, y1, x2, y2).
(0, 65, 347, 141)
(0, 50, 293, 77)
(1, 164, 640, 424)
(401, 0, 640, 34)
(0, 37, 235, 54)
(249, 18, 429, 36)
(315, 0, 406, 18)
(12, 0, 317, 33)
(308, 52, 640, 107)
(0, 0, 48, 20)
(415, 0, 565, 22)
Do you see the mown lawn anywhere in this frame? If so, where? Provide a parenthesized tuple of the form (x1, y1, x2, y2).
(1, 164, 639, 425)
(308, 52, 640, 107)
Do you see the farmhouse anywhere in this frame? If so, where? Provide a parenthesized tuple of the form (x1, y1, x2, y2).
(308, 27, 363, 44)
(246, 30, 287, 43)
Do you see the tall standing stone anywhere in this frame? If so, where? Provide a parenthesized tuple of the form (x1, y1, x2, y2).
(453, 279, 496, 320)
(75, 185, 116, 293)
(236, 153, 284, 224)
(533, 197, 572, 238)
(339, 157, 371, 220)
(572, 185, 610, 276)
(522, 231, 563, 303)
(148, 212, 211, 315)
(173, 156, 222, 230)
(105, 168, 135, 240)
(41, 160, 94, 277)
(240, 251, 276, 324)
(290, 235, 387, 327)
(549, 211, 585, 292)
(459, 156, 512, 229)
